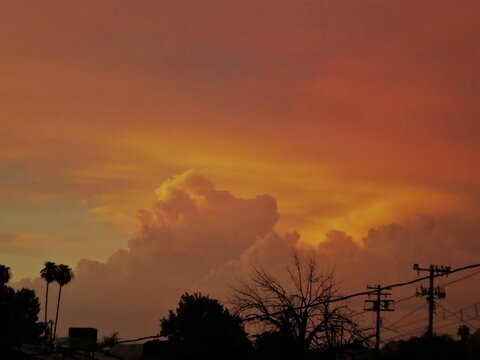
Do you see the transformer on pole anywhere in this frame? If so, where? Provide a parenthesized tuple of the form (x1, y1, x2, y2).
(413, 263, 451, 360)
(364, 284, 394, 360)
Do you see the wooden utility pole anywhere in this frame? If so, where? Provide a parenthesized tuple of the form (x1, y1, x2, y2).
(364, 284, 394, 360)
(413, 264, 450, 360)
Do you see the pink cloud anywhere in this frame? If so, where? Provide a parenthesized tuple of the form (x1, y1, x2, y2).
(16, 171, 282, 337)
(15, 173, 480, 341)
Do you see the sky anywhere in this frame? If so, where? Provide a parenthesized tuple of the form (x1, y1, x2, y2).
(1, 0, 479, 340)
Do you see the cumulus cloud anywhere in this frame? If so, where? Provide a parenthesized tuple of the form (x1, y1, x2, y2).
(318, 215, 480, 286)
(16, 172, 480, 340)
(17, 171, 284, 337)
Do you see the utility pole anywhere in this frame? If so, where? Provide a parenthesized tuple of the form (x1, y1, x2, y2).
(364, 284, 394, 360)
(413, 264, 450, 360)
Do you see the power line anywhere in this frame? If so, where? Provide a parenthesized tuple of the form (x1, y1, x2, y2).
(434, 320, 469, 332)
(443, 269, 480, 288)
(383, 318, 433, 343)
(381, 325, 408, 338)
(115, 335, 160, 344)
(350, 309, 367, 318)
(395, 294, 417, 305)
(381, 323, 427, 344)
(324, 263, 480, 306)
(386, 316, 429, 332)
(247, 263, 480, 318)
(382, 300, 480, 340)
(381, 318, 410, 337)
(457, 299, 480, 314)
(435, 303, 477, 329)
(382, 269, 480, 338)
(375, 315, 429, 345)
(106, 265, 480, 344)
(388, 303, 426, 327)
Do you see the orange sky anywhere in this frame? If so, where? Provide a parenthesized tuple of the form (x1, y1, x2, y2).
(1, 0, 479, 338)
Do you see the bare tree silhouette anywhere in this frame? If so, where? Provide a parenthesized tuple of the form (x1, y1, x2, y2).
(230, 252, 361, 358)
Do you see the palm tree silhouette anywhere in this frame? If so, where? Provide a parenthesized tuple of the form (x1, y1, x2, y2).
(0, 264, 11, 287)
(53, 264, 73, 340)
(40, 261, 57, 341)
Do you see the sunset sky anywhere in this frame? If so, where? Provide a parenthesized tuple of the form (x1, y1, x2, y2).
(1, 0, 479, 338)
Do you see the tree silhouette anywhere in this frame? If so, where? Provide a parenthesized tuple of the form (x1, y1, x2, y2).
(458, 325, 470, 342)
(0, 285, 43, 350)
(11, 288, 43, 343)
(0, 265, 11, 287)
(40, 261, 57, 341)
(0, 265, 12, 353)
(230, 252, 361, 358)
(160, 293, 250, 357)
(100, 331, 120, 349)
(53, 264, 73, 340)
(382, 334, 467, 360)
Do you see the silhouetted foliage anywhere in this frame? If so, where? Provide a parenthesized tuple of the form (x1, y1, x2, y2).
(0, 265, 11, 287)
(253, 331, 296, 360)
(458, 325, 470, 342)
(382, 334, 468, 360)
(0, 285, 43, 347)
(468, 328, 480, 359)
(231, 252, 362, 359)
(53, 263, 73, 339)
(40, 261, 57, 341)
(100, 331, 120, 348)
(143, 339, 174, 359)
(160, 293, 250, 358)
